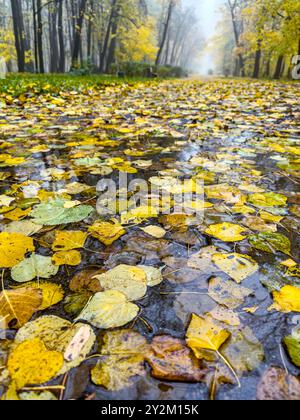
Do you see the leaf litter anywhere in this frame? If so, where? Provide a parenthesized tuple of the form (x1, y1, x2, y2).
(0, 77, 300, 400)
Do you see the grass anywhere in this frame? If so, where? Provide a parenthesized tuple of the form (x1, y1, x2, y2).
(0, 73, 159, 98)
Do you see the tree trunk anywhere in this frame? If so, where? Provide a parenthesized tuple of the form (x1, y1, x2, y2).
(105, 3, 121, 73)
(253, 41, 262, 78)
(71, 0, 88, 70)
(100, 0, 117, 73)
(32, 0, 38, 72)
(37, 0, 45, 73)
(274, 55, 284, 79)
(10, 0, 25, 72)
(58, 0, 65, 72)
(156, 0, 174, 66)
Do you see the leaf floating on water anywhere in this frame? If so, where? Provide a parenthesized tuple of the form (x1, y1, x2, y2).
(14, 315, 95, 375)
(248, 192, 287, 208)
(146, 335, 205, 382)
(88, 220, 126, 246)
(75, 290, 139, 329)
(186, 313, 230, 356)
(30, 199, 93, 225)
(212, 253, 259, 283)
(270, 285, 300, 313)
(91, 329, 148, 391)
(140, 225, 166, 239)
(205, 223, 247, 242)
(7, 338, 64, 389)
(94, 265, 147, 301)
(138, 265, 163, 287)
(0, 287, 42, 328)
(14, 281, 64, 310)
(249, 232, 291, 255)
(11, 254, 59, 283)
(284, 334, 300, 368)
(208, 277, 253, 309)
(0, 233, 35, 268)
(257, 367, 300, 401)
(52, 230, 88, 251)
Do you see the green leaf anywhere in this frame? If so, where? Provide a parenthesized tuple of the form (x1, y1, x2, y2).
(249, 232, 291, 255)
(284, 335, 300, 367)
(11, 254, 59, 283)
(30, 199, 93, 225)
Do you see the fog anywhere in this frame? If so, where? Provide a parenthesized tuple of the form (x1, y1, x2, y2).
(183, 0, 223, 74)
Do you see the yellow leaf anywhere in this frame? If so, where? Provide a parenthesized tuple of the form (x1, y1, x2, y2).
(121, 205, 158, 225)
(280, 259, 297, 268)
(8, 338, 64, 389)
(212, 253, 259, 283)
(0, 233, 35, 268)
(88, 220, 125, 246)
(15, 282, 64, 310)
(94, 265, 147, 301)
(75, 290, 139, 329)
(205, 223, 247, 242)
(4, 208, 31, 221)
(0, 287, 42, 328)
(52, 230, 87, 251)
(186, 314, 230, 356)
(270, 286, 300, 313)
(52, 250, 81, 266)
(140, 225, 166, 238)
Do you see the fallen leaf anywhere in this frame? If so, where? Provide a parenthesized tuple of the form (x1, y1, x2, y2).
(186, 313, 230, 357)
(146, 335, 205, 382)
(75, 290, 139, 329)
(249, 232, 291, 255)
(94, 265, 147, 301)
(257, 367, 300, 401)
(11, 254, 59, 283)
(52, 230, 88, 251)
(0, 287, 42, 328)
(88, 220, 126, 245)
(205, 223, 247, 242)
(212, 253, 259, 283)
(8, 338, 64, 389)
(208, 277, 253, 309)
(140, 225, 166, 238)
(270, 285, 300, 313)
(52, 250, 82, 266)
(0, 233, 35, 268)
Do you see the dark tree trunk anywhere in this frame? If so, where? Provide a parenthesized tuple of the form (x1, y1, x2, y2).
(10, 0, 25, 72)
(274, 55, 284, 79)
(156, 0, 174, 66)
(253, 41, 262, 78)
(32, 0, 38, 72)
(71, 0, 88, 70)
(49, 2, 59, 73)
(58, 0, 65, 72)
(37, 0, 45, 73)
(100, 0, 117, 73)
(105, 4, 120, 73)
(87, 0, 94, 60)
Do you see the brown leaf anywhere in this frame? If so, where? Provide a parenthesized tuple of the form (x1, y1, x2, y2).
(146, 335, 206, 382)
(69, 269, 104, 293)
(257, 367, 300, 401)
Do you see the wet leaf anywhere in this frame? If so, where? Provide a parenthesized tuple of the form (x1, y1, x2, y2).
(2, 220, 43, 236)
(270, 285, 300, 313)
(186, 313, 230, 356)
(257, 367, 300, 401)
(0, 233, 35, 268)
(94, 265, 147, 301)
(52, 250, 82, 266)
(14, 281, 64, 310)
(8, 338, 64, 389)
(205, 223, 247, 242)
(11, 254, 59, 283)
(88, 220, 126, 246)
(248, 192, 287, 208)
(140, 225, 166, 238)
(52, 230, 88, 251)
(14, 315, 95, 375)
(146, 335, 205, 382)
(75, 290, 139, 329)
(249, 232, 291, 255)
(284, 334, 300, 367)
(0, 287, 42, 328)
(138, 265, 163, 286)
(30, 199, 93, 225)
(212, 253, 259, 283)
